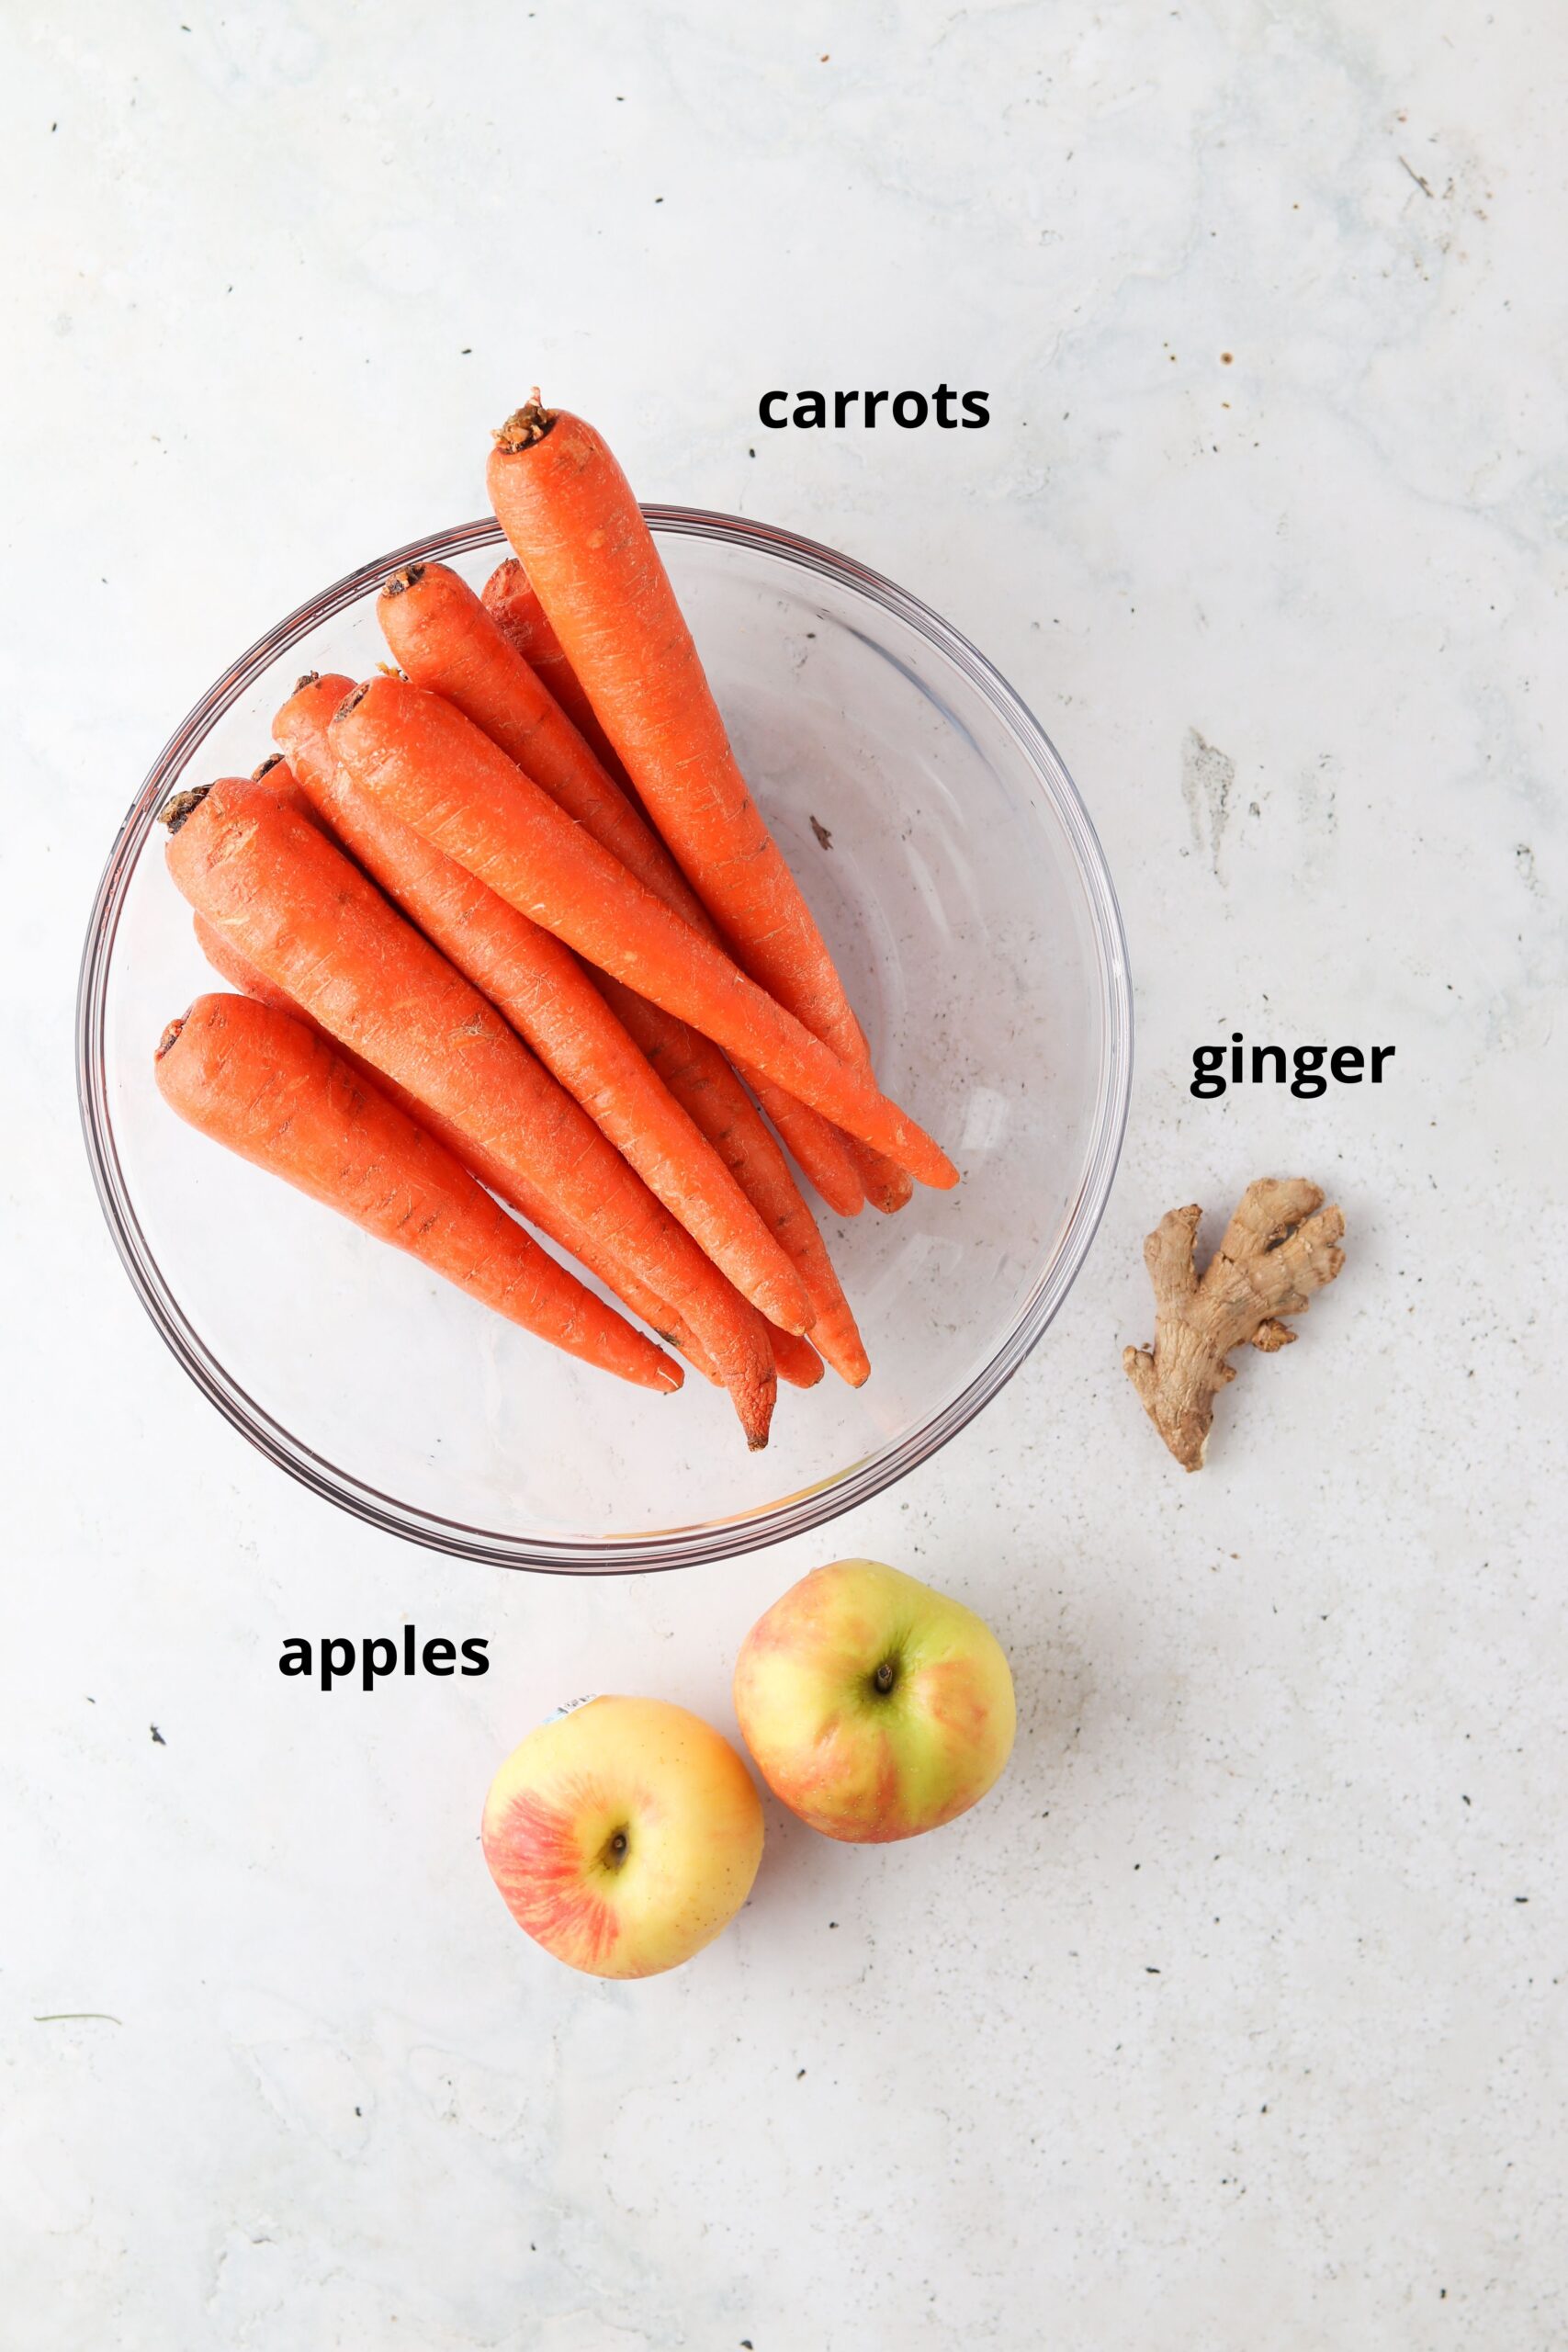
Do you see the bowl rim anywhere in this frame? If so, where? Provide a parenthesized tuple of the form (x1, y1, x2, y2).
(77, 506, 1132, 1573)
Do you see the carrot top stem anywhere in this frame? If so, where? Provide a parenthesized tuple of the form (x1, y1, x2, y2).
(160, 785, 212, 833)
(494, 399, 555, 453)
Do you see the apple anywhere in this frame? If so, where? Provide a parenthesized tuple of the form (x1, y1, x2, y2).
(481, 1695, 763, 1978)
(733, 1560, 1015, 1842)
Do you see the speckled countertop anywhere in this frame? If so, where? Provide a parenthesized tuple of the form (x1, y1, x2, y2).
(6, 4, 1565, 2346)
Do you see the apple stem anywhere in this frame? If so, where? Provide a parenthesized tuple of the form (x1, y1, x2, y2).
(600, 1826, 631, 1871)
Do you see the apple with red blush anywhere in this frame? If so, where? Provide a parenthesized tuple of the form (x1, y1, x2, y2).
(733, 1559, 1015, 1842)
(481, 1695, 762, 1979)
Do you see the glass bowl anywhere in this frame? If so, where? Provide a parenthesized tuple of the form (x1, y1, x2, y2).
(78, 511, 1130, 1572)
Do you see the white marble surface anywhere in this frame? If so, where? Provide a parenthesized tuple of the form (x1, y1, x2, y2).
(6, 3, 1566, 2344)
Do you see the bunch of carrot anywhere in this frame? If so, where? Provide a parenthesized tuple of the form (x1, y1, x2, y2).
(155, 399, 958, 1448)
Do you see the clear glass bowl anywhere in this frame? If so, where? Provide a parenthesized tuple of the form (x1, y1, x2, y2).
(78, 511, 1131, 1572)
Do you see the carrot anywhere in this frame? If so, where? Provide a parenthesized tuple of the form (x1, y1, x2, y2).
(155, 993, 682, 1395)
(188, 908, 723, 1385)
(743, 1084, 865, 1219)
(395, 563, 865, 1220)
(378, 562, 726, 951)
(484, 555, 899, 1223)
(274, 673, 811, 1337)
(603, 982, 870, 1386)
(191, 908, 300, 1018)
(186, 777, 757, 1418)
(850, 1154, 914, 1215)
(483, 555, 629, 782)
(162, 753, 311, 838)
(374, 572, 870, 1291)
(480, 584, 870, 1219)
(386, 1113, 723, 1387)
(164, 775, 777, 1445)
(770, 1328, 824, 1388)
(331, 677, 958, 1191)
(486, 401, 915, 1212)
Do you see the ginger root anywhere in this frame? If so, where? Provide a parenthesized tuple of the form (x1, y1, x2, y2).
(1123, 1178, 1345, 1471)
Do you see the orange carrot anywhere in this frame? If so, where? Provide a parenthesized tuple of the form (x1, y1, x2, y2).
(182, 779, 758, 1420)
(483, 549, 893, 1216)
(331, 676, 958, 1191)
(394, 563, 865, 1219)
(850, 1154, 914, 1215)
(156, 993, 682, 1394)
(164, 775, 777, 1445)
(368, 579, 867, 1351)
(188, 908, 722, 1384)
(604, 982, 870, 1386)
(161, 753, 314, 840)
(191, 908, 300, 1019)
(378, 564, 705, 924)
(770, 1328, 824, 1388)
(486, 401, 914, 1213)
(744, 1083, 865, 1220)
(483, 555, 628, 781)
(274, 672, 811, 1336)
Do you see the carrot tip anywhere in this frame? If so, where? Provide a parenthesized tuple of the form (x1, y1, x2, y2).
(251, 752, 282, 780)
(155, 1012, 187, 1060)
(160, 785, 210, 833)
(293, 670, 320, 693)
(492, 399, 555, 453)
(333, 683, 369, 724)
(381, 564, 423, 598)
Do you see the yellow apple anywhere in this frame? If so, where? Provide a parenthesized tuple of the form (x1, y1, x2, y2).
(480, 1695, 763, 1978)
(733, 1560, 1016, 1842)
